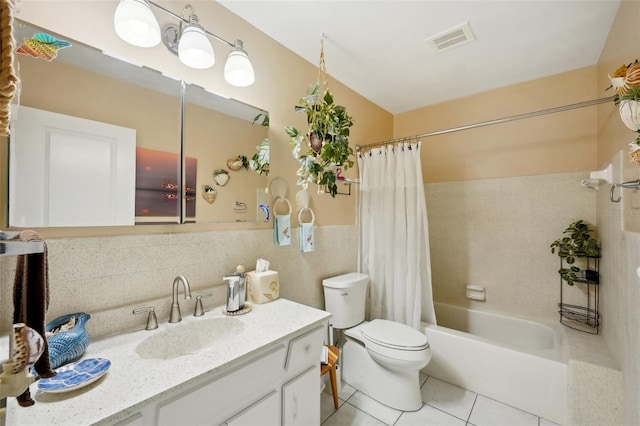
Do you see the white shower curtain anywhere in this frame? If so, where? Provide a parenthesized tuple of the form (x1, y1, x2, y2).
(357, 142, 436, 328)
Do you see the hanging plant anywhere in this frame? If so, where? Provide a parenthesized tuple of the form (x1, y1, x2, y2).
(284, 39, 354, 197)
(249, 113, 270, 176)
(607, 60, 640, 165)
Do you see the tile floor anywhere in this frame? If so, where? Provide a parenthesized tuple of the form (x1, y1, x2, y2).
(320, 374, 561, 426)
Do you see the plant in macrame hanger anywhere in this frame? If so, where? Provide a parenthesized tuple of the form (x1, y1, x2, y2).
(607, 60, 640, 165)
(285, 36, 354, 197)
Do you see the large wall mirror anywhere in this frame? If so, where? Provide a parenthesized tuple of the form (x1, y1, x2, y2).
(8, 20, 269, 227)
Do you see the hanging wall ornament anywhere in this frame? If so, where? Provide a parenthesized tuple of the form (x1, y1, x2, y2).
(213, 169, 230, 186)
(201, 185, 217, 204)
(226, 155, 249, 171)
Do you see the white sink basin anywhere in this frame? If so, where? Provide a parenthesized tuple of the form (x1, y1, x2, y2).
(136, 317, 245, 360)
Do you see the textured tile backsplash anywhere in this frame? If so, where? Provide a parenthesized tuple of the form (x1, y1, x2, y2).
(425, 171, 596, 323)
(0, 226, 357, 340)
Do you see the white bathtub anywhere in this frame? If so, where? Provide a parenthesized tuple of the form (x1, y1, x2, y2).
(420, 302, 567, 424)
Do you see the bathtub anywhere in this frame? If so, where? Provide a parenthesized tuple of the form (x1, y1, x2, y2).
(420, 302, 567, 424)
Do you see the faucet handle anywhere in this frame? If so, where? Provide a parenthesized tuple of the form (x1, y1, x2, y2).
(133, 306, 159, 330)
(194, 292, 214, 317)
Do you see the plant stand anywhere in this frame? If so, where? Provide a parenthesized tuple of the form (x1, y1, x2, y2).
(558, 255, 600, 334)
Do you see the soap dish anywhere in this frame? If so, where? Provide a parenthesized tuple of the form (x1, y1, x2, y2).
(222, 304, 252, 316)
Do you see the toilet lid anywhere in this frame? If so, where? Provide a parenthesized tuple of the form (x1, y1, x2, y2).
(361, 319, 429, 351)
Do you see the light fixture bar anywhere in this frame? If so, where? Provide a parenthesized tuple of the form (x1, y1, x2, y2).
(147, 0, 234, 48)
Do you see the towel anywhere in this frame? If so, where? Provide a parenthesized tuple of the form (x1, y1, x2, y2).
(12, 230, 56, 406)
(274, 214, 291, 246)
(299, 222, 314, 252)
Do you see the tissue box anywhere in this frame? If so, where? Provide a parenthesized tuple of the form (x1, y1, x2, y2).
(247, 270, 279, 304)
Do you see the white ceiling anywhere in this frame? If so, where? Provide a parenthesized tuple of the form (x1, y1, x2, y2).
(218, 0, 621, 114)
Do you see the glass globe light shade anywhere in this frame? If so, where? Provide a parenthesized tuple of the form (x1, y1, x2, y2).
(178, 24, 215, 69)
(224, 40, 255, 87)
(114, 0, 161, 48)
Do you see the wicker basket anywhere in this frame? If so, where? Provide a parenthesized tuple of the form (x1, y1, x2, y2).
(629, 149, 640, 165)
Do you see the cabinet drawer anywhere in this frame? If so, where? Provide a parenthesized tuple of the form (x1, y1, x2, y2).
(285, 326, 324, 374)
(157, 344, 286, 426)
(225, 390, 280, 426)
(282, 367, 320, 426)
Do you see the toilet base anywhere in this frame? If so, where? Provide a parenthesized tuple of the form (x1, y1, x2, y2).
(341, 338, 423, 411)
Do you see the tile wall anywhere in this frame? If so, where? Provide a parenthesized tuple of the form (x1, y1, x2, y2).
(425, 171, 596, 323)
(0, 225, 357, 340)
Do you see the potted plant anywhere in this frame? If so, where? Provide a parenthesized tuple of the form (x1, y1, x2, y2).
(285, 81, 354, 197)
(549, 220, 600, 286)
(227, 155, 249, 171)
(213, 169, 229, 186)
(608, 60, 640, 164)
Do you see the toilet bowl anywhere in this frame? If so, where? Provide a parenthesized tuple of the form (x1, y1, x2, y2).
(322, 273, 432, 412)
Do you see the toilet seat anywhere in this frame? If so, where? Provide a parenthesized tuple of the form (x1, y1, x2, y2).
(361, 319, 429, 351)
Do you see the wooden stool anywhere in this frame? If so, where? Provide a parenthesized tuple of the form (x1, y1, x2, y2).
(320, 345, 340, 409)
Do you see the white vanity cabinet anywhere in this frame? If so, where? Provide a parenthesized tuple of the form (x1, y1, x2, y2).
(6, 299, 331, 426)
(150, 325, 325, 426)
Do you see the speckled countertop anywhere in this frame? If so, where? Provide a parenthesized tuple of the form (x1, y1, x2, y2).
(6, 299, 331, 426)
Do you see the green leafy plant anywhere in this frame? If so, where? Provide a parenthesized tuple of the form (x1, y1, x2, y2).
(285, 81, 354, 197)
(550, 220, 600, 286)
(249, 138, 270, 176)
(250, 113, 269, 176)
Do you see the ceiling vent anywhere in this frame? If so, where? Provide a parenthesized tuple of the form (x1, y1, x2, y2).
(425, 22, 476, 53)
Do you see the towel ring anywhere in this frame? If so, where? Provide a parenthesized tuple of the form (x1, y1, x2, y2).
(298, 207, 315, 224)
(273, 197, 292, 215)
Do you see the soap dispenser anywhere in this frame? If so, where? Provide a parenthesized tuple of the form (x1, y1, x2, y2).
(222, 265, 247, 312)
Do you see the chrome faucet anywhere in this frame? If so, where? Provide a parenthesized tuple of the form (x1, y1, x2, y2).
(169, 275, 192, 323)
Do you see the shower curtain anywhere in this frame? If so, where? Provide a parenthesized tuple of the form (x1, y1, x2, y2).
(357, 142, 436, 328)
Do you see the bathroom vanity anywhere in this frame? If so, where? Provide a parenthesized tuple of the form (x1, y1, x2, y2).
(5, 299, 330, 426)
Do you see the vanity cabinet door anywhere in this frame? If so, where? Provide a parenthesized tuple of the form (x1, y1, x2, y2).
(282, 367, 320, 426)
(225, 390, 280, 426)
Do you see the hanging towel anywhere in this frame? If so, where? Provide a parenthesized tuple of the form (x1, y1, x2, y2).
(299, 223, 314, 252)
(273, 197, 292, 246)
(274, 214, 291, 246)
(298, 207, 316, 253)
(12, 230, 56, 407)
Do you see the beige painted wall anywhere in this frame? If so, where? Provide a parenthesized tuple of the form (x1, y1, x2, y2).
(17, 57, 181, 153)
(395, 66, 599, 182)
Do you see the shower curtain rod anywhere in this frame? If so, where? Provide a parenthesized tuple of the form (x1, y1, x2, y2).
(355, 96, 614, 152)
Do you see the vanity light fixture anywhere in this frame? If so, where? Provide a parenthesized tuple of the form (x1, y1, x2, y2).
(113, 0, 255, 86)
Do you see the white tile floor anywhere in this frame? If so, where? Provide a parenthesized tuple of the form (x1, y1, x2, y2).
(320, 374, 561, 426)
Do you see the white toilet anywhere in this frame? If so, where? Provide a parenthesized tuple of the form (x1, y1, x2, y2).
(322, 272, 431, 411)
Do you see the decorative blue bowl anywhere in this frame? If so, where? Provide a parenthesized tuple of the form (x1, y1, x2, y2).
(45, 312, 91, 370)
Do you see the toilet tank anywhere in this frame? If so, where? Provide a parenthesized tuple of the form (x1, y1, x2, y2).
(322, 272, 369, 329)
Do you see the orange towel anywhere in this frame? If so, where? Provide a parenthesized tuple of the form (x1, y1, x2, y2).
(12, 230, 56, 406)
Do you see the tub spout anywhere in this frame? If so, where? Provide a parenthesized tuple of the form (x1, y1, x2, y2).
(169, 275, 192, 323)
